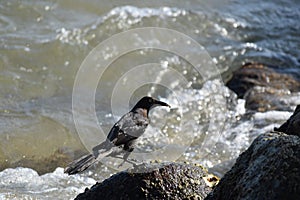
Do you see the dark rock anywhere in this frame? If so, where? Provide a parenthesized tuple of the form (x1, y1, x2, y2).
(75, 162, 218, 200)
(275, 105, 300, 137)
(226, 63, 300, 99)
(205, 132, 300, 200)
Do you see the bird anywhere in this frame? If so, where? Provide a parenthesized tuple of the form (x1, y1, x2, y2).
(65, 96, 170, 175)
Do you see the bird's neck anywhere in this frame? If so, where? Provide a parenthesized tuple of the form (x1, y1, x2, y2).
(134, 108, 148, 118)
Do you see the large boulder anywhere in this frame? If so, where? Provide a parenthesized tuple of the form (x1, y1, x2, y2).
(205, 132, 300, 200)
(75, 162, 218, 200)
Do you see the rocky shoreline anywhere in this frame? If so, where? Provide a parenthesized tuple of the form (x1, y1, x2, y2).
(74, 63, 300, 200)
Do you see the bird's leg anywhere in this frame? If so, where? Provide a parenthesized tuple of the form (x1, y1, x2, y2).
(113, 155, 124, 159)
(118, 146, 137, 168)
(113, 154, 138, 164)
(117, 152, 129, 167)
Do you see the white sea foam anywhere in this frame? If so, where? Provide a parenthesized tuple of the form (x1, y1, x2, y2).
(0, 167, 96, 200)
(254, 111, 292, 121)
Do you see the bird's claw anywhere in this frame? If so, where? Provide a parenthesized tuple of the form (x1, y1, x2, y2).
(117, 161, 125, 168)
(117, 158, 141, 168)
(128, 158, 138, 162)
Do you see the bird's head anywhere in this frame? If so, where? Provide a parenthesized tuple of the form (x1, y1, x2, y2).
(131, 96, 170, 113)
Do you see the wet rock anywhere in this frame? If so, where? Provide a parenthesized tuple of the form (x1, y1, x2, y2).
(244, 86, 294, 112)
(226, 63, 300, 99)
(75, 162, 218, 200)
(205, 132, 300, 200)
(275, 105, 300, 137)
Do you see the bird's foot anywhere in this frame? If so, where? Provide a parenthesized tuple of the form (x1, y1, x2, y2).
(117, 161, 125, 168)
(128, 158, 138, 162)
(117, 158, 142, 168)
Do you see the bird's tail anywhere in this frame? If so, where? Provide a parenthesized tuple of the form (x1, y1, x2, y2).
(64, 154, 97, 175)
(64, 142, 115, 175)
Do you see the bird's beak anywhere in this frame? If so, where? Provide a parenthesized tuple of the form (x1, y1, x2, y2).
(154, 99, 171, 108)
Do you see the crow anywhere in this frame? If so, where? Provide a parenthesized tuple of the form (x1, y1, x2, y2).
(65, 96, 170, 175)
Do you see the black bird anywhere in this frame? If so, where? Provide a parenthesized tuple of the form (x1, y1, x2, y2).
(65, 96, 170, 175)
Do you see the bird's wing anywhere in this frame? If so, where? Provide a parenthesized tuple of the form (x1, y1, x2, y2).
(107, 112, 149, 146)
(106, 123, 122, 143)
(92, 139, 114, 156)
